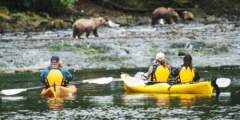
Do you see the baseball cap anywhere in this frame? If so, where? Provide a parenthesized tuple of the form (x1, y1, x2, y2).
(50, 56, 60, 63)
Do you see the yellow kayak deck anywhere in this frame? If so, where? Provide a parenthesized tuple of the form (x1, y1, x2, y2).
(122, 74, 213, 95)
(40, 86, 77, 98)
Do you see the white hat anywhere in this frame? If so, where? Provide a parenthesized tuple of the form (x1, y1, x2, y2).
(155, 52, 165, 60)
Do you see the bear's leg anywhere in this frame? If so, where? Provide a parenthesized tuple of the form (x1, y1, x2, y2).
(151, 17, 158, 25)
(77, 32, 83, 39)
(170, 18, 175, 24)
(73, 28, 78, 39)
(93, 29, 98, 37)
(165, 18, 172, 24)
(86, 31, 90, 38)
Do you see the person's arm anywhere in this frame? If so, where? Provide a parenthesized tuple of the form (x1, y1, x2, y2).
(147, 64, 158, 81)
(172, 67, 182, 83)
(147, 66, 154, 78)
(61, 68, 73, 84)
(169, 67, 180, 84)
(40, 69, 49, 88)
(193, 68, 200, 82)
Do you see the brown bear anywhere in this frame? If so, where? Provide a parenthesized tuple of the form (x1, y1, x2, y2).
(151, 7, 180, 25)
(182, 11, 194, 21)
(72, 17, 107, 39)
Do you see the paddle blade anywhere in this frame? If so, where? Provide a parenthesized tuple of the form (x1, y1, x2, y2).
(1, 89, 27, 96)
(121, 73, 145, 87)
(216, 78, 231, 88)
(82, 77, 113, 84)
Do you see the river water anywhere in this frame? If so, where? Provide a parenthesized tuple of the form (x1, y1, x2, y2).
(0, 67, 240, 119)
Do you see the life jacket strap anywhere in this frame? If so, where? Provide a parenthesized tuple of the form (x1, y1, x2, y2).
(150, 65, 158, 81)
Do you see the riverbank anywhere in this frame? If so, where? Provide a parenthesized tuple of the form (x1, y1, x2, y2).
(1, 0, 240, 33)
(0, 19, 240, 73)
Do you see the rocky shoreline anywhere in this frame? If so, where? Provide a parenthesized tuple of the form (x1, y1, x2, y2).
(0, 18, 240, 73)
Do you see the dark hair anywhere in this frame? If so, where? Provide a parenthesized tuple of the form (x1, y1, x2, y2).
(183, 54, 192, 69)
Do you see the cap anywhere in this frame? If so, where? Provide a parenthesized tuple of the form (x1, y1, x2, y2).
(50, 56, 60, 63)
(155, 52, 165, 60)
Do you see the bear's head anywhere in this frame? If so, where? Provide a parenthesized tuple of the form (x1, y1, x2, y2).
(182, 11, 194, 20)
(95, 17, 108, 26)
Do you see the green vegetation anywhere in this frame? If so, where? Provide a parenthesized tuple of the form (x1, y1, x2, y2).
(0, 6, 72, 32)
(49, 42, 110, 55)
(111, 0, 193, 10)
(1, 0, 240, 32)
(0, 0, 75, 15)
(149, 46, 161, 54)
(0, 7, 11, 21)
(88, 55, 129, 62)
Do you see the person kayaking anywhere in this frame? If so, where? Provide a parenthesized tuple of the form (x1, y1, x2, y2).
(40, 56, 73, 88)
(173, 54, 200, 83)
(147, 52, 171, 83)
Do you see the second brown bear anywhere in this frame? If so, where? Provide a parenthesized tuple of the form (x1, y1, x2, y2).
(181, 11, 194, 21)
(151, 7, 180, 25)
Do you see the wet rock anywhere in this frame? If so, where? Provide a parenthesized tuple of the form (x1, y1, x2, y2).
(0, 21, 240, 71)
(178, 49, 187, 56)
(0, 61, 8, 67)
(38, 19, 69, 30)
(205, 15, 219, 23)
(170, 43, 186, 48)
(111, 15, 149, 26)
(190, 41, 206, 51)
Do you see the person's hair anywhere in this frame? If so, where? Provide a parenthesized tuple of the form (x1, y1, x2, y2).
(156, 59, 168, 67)
(183, 54, 192, 69)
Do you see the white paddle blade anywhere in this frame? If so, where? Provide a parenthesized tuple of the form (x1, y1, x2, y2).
(1, 89, 27, 96)
(216, 78, 231, 88)
(121, 73, 145, 87)
(124, 78, 146, 86)
(1, 96, 25, 101)
(82, 77, 113, 84)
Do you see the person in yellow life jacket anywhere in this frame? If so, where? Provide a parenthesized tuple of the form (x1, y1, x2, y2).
(40, 56, 73, 88)
(173, 54, 200, 83)
(147, 52, 171, 83)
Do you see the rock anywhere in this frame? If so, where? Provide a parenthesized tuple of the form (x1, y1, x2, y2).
(206, 15, 217, 22)
(108, 20, 120, 28)
(178, 49, 187, 56)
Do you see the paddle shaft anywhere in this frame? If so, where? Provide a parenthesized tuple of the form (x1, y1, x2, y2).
(0, 77, 113, 95)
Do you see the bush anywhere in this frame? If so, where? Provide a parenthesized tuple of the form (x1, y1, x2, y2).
(0, 0, 76, 15)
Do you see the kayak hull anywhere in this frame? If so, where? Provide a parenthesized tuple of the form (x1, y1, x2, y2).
(40, 85, 77, 98)
(122, 75, 213, 95)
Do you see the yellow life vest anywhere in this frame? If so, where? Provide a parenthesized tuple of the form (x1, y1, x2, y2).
(153, 65, 170, 82)
(179, 67, 195, 83)
(46, 69, 64, 87)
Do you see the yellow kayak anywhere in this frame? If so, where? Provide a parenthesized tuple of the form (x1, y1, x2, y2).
(40, 69, 77, 98)
(121, 74, 213, 95)
(40, 85, 77, 98)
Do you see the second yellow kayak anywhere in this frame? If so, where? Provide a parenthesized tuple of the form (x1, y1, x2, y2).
(121, 74, 213, 95)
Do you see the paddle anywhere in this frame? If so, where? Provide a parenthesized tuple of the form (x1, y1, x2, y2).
(0, 77, 114, 96)
(215, 78, 231, 88)
(211, 77, 231, 96)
